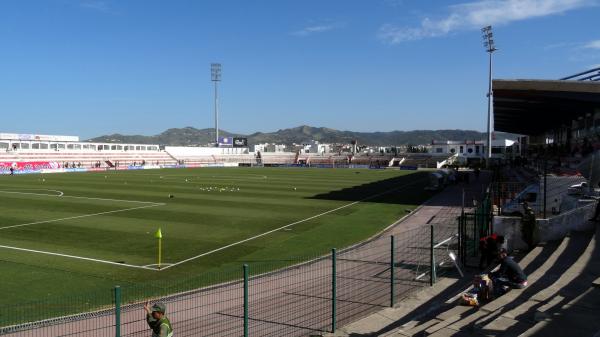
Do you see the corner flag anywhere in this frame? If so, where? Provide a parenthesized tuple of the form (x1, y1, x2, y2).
(155, 228, 163, 239)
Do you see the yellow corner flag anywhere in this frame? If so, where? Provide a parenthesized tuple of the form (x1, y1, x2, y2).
(155, 228, 163, 269)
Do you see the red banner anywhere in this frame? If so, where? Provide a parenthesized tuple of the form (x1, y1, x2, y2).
(0, 161, 60, 173)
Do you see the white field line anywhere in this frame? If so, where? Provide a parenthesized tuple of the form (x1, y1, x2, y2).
(0, 244, 156, 270)
(0, 189, 64, 197)
(0, 190, 166, 269)
(0, 189, 162, 205)
(160, 177, 427, 271)
(0, 203, 164, 230)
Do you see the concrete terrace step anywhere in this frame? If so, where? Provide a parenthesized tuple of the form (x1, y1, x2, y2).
(417, 238, 564, 336)
(436, 229, 595, 337)
(380, 239, 559, 337)
(425, 232, 581, 336)
(514, 223, 600, 337)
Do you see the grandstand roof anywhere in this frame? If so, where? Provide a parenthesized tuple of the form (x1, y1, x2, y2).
(493, 79, 600, 135)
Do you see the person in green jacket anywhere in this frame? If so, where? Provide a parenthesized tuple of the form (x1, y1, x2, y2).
(144, 301, 173, 337)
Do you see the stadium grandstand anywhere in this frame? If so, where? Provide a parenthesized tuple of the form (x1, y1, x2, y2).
(1, 131, 458, 174)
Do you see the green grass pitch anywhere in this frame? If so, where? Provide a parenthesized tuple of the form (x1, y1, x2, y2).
(0, 167, 434, 310)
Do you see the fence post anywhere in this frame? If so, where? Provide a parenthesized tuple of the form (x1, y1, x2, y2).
(472, 213, 478, 257)
(243, 264, 249, 337)
(114, 286, 121, 337)
(331, 248, 337, 333)
(390, 236, 395, 307)
(430, 225, 436, 286)
(543, 159, 548, 219)
(457, 211, 464, 264)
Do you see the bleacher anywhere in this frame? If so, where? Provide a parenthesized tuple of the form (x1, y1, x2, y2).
(350, 154, 394, 166)
(259, 153, 296, 165)
(297, 153, 350, 166)
(0, 149, 177, 168)
(378, 222, 600, 337)
(401, 154, 438, 169)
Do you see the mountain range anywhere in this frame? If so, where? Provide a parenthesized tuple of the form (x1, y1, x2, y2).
(88, 125, 504, 147)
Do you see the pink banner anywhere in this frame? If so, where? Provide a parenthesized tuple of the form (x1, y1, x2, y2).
(0, 161, 60, 172)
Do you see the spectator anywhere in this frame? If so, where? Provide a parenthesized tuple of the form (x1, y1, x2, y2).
(590, 182, 600, 222)
(144, 302, 173, 337)
(479, 234, 504, 269)
(521, 202, 537, 249)
(492, 249, 528, 289)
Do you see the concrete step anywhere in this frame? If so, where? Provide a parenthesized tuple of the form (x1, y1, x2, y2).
(518, 287, 600, 337)
(509, 226, 600, 337)
(424, 235, 571, 335)
(408, 237, 562, 336)
(497, 230, 594, 324)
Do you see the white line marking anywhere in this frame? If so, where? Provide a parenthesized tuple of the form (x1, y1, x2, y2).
(0, 189, 64, 197)
(0, 244, 155, 270)
(0, 190, 160, 205)
(160, 178, 426, 270)
(0, 203, 164, 230)
(143, 263, 175, 268)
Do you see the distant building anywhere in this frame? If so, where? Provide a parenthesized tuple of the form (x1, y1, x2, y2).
(427, 138, 520, 165)
(253, 143, 287, 153)
(293, 140, 332, 154)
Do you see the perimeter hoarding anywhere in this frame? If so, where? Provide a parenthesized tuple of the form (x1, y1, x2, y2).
(0, 161, 60, 174)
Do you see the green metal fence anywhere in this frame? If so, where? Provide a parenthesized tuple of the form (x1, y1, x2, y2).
(0, 223, 462, 337)
(458, 193, 493, 267)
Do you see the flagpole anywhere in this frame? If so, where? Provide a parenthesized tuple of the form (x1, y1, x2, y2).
(158, 236, 162, 269)
(155, 228, 163, 270)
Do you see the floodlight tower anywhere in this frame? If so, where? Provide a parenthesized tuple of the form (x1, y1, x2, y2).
(482, 26, 497, 168)
(211, 63, 222, 146)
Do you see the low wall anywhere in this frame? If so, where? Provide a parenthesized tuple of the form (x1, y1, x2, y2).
(493, 200, 597, 251)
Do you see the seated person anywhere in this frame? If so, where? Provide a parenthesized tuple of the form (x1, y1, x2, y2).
(491, 249, 528, 289)
(479, 234, 505, 269)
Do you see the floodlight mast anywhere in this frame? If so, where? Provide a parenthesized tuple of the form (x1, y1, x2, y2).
(211, 63, 222, 146)
(482, 26, 497, 168)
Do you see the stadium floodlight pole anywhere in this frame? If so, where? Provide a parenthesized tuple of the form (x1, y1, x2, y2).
(211, 63, 222, 146)
(482, 26, 497, 168)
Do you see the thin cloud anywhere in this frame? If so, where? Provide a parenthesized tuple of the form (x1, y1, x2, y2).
(292, 23, 343, 37)
(583, 39, 600, 49)
(378, 0, 597, 45)
(80, 0, 111, 13)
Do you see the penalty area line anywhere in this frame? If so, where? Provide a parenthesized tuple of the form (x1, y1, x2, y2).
(0, 190, 64, 197)
(160, 178, 426, 271)
(0, 244, 157, 271)
(0, 189, 163, 205)
(0, 203, 165, 230)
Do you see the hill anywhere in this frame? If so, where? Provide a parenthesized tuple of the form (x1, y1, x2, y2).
(88, 125, 506, 146)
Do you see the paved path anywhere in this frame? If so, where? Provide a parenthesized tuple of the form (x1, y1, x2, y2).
(3, 171, 490, 337)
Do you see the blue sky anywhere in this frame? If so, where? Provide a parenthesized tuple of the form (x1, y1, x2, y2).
(0, 0, 599, 139)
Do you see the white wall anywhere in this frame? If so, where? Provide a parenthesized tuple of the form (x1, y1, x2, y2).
(165, 146, 249, 157)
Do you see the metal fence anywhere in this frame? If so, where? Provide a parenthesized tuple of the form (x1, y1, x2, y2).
(0, 223, 462, 337)
(458, 192, 493, 268)
(491, 168, 590, 218)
